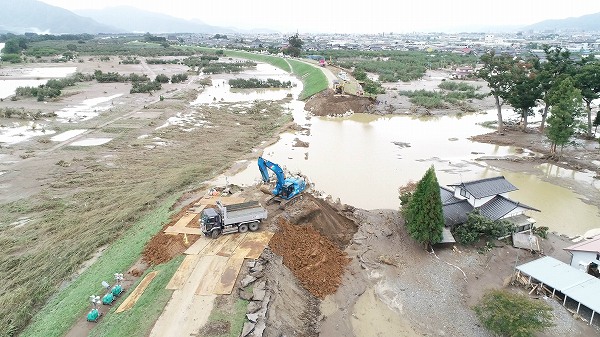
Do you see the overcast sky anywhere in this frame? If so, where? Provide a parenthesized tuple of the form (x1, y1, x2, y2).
(39, 0, 600, 33)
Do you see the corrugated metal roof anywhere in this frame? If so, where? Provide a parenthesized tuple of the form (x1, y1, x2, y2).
(565, 235, 600, 253)
(517, 256, 600, 313)
(449, 176, 518, 199)
(440, 186, 461, 204)
(442, 200, 473, 227)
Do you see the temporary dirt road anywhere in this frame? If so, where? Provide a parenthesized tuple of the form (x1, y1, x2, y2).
(150, 231, 274, 336)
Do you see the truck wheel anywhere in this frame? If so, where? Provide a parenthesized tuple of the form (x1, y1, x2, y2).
(249, 222, 259, 232)
(211, 229, 221, 239)
(238, 224, 248, 233)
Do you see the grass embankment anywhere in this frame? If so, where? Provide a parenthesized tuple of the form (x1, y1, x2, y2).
(2, 92, 291, 336)
(287, 59, 328, 100)
(88, 256, 184, 337)
(20, 197, 179, 337)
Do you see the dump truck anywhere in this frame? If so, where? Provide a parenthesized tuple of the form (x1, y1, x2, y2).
(200, 200, 267, 238)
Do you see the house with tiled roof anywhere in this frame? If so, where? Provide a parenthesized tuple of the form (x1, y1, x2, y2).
(564, 235, 600, 276)
(440, 176, 539, 234)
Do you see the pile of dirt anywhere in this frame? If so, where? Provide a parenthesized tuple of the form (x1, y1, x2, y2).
(269, 218, 350, 299)
(304, 89, 374, 116)
(142, 203, 200, 265)
(288, 195, 358, 248)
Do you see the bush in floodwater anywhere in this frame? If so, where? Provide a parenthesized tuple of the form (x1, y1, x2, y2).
(228, 78, 292, 89)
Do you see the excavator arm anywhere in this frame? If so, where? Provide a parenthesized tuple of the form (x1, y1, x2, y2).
(257, 157, 285, 196)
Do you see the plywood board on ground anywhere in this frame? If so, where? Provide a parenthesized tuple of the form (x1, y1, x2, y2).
(188, 204, 206, 215)
(173, 213, 198, 228)
(213, 257, 245, 295)
(216, 233, 248, 257)
(164, 226, 202, 235)
(184, 237, 211, 255)
(116, 271, 159, 313)
(196, 255, 229, 295)
(195, 196, 246, 206)
(166, 255, 200, 290)
(233, 231, 275, 259)
(200, 234, 235, 256)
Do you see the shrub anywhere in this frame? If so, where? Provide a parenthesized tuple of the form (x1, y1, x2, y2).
(228, 78, 292, 89)
(155, 74, 170, 83)
(452, 211, 513, 245)
(474, 289, 553, 337)
(171, 73, 188, 83)
(130, 80, 161, 93)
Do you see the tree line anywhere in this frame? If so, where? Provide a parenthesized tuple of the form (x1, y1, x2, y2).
(478, 46, 600, 156)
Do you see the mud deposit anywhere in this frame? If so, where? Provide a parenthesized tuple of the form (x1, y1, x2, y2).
(270, 218, 350, 299)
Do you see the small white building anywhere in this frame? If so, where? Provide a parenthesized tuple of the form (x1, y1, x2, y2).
(564, 235, 600, 273)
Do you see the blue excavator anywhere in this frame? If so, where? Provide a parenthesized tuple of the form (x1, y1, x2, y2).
(257, 157, 306, 207)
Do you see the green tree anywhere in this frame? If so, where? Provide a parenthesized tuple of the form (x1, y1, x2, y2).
(2, 39, 21, 54)
(285, 33, 303, 57)
(404, 166, 444, 250)
(475, 289, 553, 337)
(546, 77, 583, 157)
(536, 46, 573, 132)
(505, 58, 542, 131)
(573, 58, 600, 137)
(477, 51, 515, 132)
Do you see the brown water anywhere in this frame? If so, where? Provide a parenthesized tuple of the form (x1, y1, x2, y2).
(205, 64, 600, 237)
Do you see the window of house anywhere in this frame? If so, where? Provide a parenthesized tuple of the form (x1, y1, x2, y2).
(460, 188, 466, 197)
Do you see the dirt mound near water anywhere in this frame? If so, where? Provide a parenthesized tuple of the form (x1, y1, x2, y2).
(142, 204, 200, 265)
(269, 218, 350, 299)
(304, 89, 374, 116)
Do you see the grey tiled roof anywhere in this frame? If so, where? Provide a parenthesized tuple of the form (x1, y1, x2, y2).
(442, 200, 473, 227)
(479, 195, 540, 221)
(448, 176, 517, 199)
(440, 186, 461, 204)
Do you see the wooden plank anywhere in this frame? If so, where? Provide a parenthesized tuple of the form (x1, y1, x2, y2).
(116, 271, 159, 313)
(195, 255, 229, 295)
(188, 204, 206, 215)
(184, 237, 211, 255)
(216, 233, 247, 257)
(214, 257, 245, 295)
(200, 234, 234, 256)
(165, 255, 200, 290)
(233, 231, 275, 259)
(164, 226, 203, 235)
(173, 213, 198, 229)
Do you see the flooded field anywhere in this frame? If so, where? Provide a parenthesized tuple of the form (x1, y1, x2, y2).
(215, 73, 600, 237)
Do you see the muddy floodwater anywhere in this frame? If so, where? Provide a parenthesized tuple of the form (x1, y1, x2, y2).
(211, 64, 600, 238)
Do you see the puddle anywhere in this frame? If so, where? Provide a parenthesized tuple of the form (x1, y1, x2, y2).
(69, 138, 112, 146)
(0, 66, 77, 99)
(351, 288, 420, 337)
(56, 94, 123, 123)
(0, 79, 47, 99)
(50, 129, 87, 142)
(0, 122, 55, 145)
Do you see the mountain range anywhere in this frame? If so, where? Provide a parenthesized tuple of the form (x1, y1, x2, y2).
(1, 0, 600, 35)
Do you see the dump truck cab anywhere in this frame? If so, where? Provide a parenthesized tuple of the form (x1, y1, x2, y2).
(200, 207, 221, 234)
